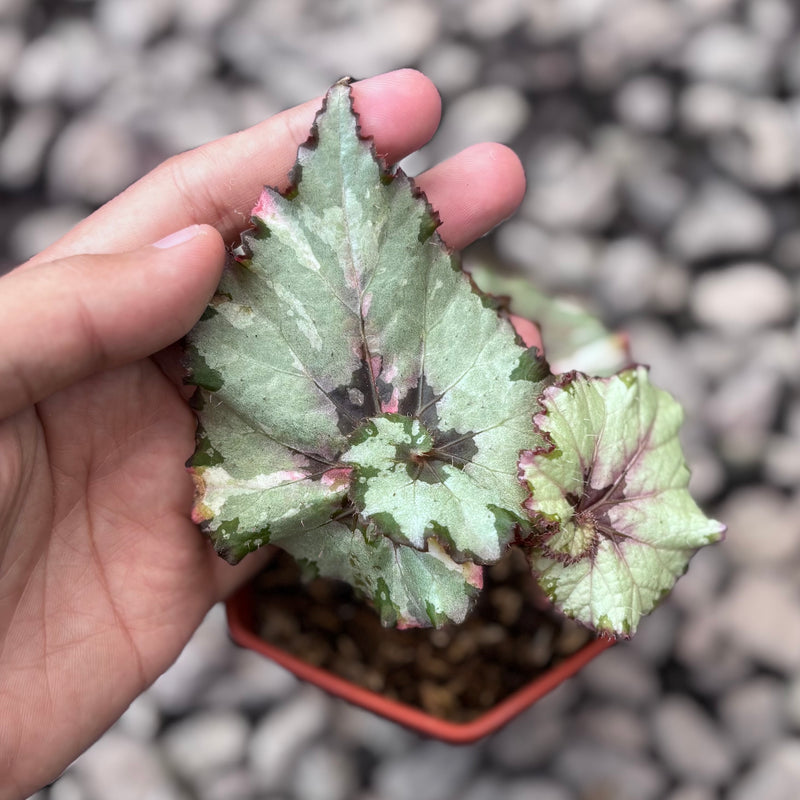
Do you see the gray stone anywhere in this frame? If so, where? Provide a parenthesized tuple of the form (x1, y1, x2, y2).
(664, 788, 717, 800)
(716, 572, 800, 674)
(9, 31, 70, 105)
(9, 204, 89, 263)
(682, 23, 775, 91)
(623, 167, 688, 230)
(719, 677, 787, 757)
(595, 237, 664, 313)
(0, 105, 61, 190)
(418, 42, 482, 95)
(711, 99, 798, 189)
(48, 774, 86, 800)
(47, 115, 141, 204)
(70, 731, 188, 800)
(729, 741, 800, 800)
(578, 0, 685, 87)
(333, 703, 416, 757)
(148, 605, 235, 714)
(703, 364, 783, 466)
(436, 85, 530, 157)
(202, 647, 298, 711)
(0, 24, 24, 91)
(573, 703, 649, 753)
(555, 739, 667, 800)
(747, 0, 795, 42)
(578, 645, 659, 706)
(717, 486, 800, 566)
(115, 693, 161, 741)
(95, 0, 178, 47)
(289, 743, 359, 800)
(505, 778, 575, 800)
(174, 0, 236, 33)
(248, 689, 331, 791)
(162, 711, 250, 781)
(628, 603, 680, 666)
(198, 769, 258, 800)
(651, 695, 736, 784)
(691, 263, 793, 333)
(527, 147, 617, 231)
(615, 75, 673, 132)
(372, 741, 479, 800)
(668, 182, 773, 261)
(679, 82, 741, 136)
(764, 435, 800, 487)
(486, 682, 576, 769)
(460, 0, 528, 40)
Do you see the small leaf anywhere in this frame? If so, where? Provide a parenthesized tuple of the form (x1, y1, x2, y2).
(518, 366, 725, 637)
(467, 263, 630, 376)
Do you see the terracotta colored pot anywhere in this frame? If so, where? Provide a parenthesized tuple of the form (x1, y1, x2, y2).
(225, 582, 612, 744)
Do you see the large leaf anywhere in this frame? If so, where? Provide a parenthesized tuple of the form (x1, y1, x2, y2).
(518, 367, 726, 637)
(187, 79, 548, 626)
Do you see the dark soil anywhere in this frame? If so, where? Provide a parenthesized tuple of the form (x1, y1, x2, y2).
(252, 548, 596, 722)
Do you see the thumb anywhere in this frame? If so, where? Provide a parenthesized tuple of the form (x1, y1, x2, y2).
(0, 224, 226, 420)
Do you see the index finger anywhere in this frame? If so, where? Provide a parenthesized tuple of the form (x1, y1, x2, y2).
(26, 70, 442, 266)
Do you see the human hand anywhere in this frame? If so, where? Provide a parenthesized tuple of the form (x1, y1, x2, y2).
(0, 69, 525, 798)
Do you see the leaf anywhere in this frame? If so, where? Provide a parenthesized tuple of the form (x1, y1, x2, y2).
(467, 263, 630, 376)
(187, 79, 549, 627)
(518, 367, 726, 637)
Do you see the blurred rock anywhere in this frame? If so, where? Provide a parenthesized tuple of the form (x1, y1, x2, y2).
(9, 204, 89, 262)
(372, 741, 479, 800)
(289, 743, 360, 800)
(70, 731, 188, 800)
(716, 572, 800, 674)
(554, 739, 667, 800)
(729, 741, 800, 800)
(248, 689, 330, 791)
(719, 677, 788, 757)
(651, 695, 736, 784)
(614, 75, 673, 132)
(579, 646, 659, 706)
(668, 182, 773, 261)
(690, 263, 793, 332)
(95, 0, 178, 47)
(148, 605, 235, 714)
(526, 143, 617, 231)
(679, 82, 740, 135)
(0, 105, 61, 189)
(718, 486, 800, 566)
(419, 42, 482, 95)
(0, 24, 24, 90)
(47, 115, 141, 204)
(682, 23, 775, 91)
(436, 85, 530, 156)
(162, 711, 250, 782)
(711, 99, 798, 189)
(486, 682, 576, 770)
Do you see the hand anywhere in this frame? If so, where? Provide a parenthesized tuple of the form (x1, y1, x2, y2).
(0, 69, 525, 798)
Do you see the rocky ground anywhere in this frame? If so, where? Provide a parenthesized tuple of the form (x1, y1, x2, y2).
(3, 0, 800, 798)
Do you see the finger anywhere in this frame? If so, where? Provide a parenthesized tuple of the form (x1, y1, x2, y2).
(414, 142, 527, 250)
(26, 70, 442, 266)
(0, 225, 225, 420)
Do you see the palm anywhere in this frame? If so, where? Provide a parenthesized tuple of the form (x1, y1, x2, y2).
(0, 361, 223, 783)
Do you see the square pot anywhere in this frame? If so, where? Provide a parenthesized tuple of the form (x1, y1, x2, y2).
(225, 551, 612, 744)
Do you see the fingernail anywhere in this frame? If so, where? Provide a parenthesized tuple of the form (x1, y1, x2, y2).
(152, 225, 202, 249)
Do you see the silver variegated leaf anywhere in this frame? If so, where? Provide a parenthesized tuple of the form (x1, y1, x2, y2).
(187, 79, 548, 627)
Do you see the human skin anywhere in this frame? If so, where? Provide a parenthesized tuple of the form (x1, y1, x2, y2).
(0, 69, 526, 798)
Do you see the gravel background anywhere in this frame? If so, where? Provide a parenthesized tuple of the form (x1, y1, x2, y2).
(3, 0, 800, 798)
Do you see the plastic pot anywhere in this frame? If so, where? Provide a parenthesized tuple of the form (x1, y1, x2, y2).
(225, 579, 611, 744)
